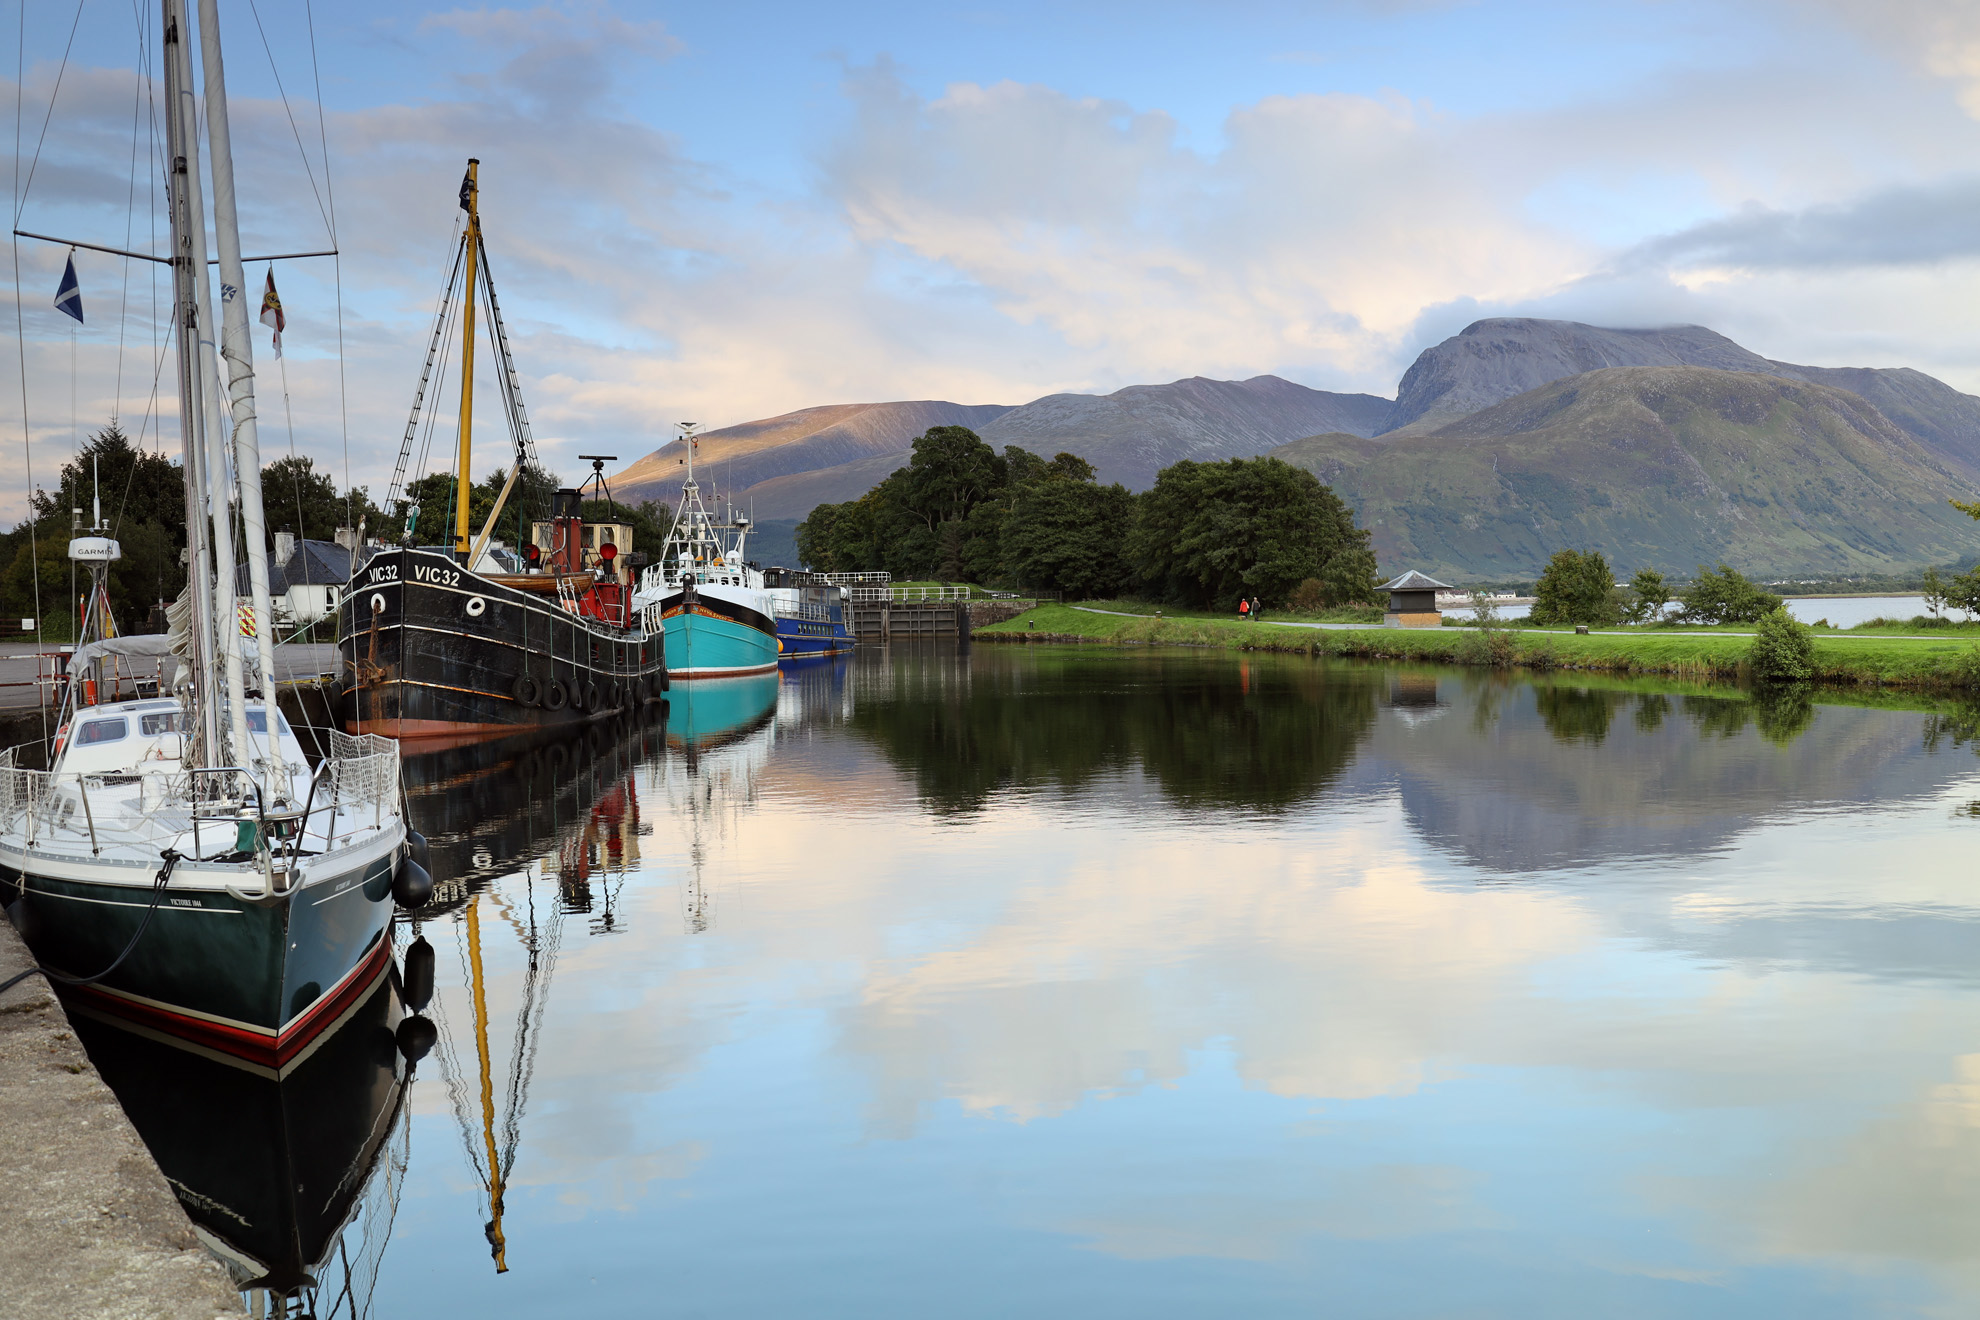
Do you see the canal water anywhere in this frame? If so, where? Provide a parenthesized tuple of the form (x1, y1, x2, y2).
(70, 646, 1980, 1316)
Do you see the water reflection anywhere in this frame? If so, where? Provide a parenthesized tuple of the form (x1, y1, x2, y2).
(847, 650, 1380, 814)
(69, 646, 1980, 1316)
(66, 968, 406, 1315)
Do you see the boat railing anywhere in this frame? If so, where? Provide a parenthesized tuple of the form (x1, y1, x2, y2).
(847, 586, 973, 603)
(823, 572, 891, 585)
(0, 738, 400, 861)
(775, 603, 835, 622)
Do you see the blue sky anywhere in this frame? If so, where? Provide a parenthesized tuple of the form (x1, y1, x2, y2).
(9, 0, 1980, 511)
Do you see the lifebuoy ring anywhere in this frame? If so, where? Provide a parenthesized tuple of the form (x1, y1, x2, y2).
(543, 680, 568, 711)
(512, 674, 540, 706)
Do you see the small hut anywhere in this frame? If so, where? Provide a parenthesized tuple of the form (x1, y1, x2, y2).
(1380, 569, 1451, 629)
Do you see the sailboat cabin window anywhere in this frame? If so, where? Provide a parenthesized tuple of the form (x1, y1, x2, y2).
(76, 718, 128, 746)
(139, 712, 184, 735)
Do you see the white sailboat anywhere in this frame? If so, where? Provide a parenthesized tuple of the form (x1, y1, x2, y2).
(0, 0, 422, 1070)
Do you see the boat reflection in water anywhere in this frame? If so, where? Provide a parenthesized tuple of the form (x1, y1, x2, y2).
(392, 705, 672, 1275)
(64, 960, 412, 1315)
(661, 670, 784, 932)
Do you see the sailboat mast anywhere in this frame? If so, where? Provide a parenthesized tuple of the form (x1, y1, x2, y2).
(195, 0, 287, 800)
(455, 159, 480, 565)
(159, 0, 222, 768)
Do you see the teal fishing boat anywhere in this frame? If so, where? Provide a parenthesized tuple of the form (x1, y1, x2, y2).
(634, 424, 780, 679)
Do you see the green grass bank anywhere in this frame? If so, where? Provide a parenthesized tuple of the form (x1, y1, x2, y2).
(979, 604, 1980, 691)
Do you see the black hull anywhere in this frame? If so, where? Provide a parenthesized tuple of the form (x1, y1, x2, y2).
(338, 548, 668, 738)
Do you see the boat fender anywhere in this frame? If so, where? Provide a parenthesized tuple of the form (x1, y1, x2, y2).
(370, 593, 386, 614)
(567, 678, 588, 711)
(511, 674, 540, 707)
(392, 858, 434, 909)
(605, 680, 621, 709)
(583, 680, 601, 711)
(395, 1014, 438, 1066)
(404, 827, 430, 871)
(401, 935, 435, 1012)
(465, 596, 486, 618)
(543, 680, 568, 711)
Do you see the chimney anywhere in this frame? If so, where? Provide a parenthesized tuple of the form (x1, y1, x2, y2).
(333, 526, 359, 552)
(273, 531, 295, 566)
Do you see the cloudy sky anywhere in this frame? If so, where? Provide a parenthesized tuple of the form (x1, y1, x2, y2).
(8, 0, 1980, 519)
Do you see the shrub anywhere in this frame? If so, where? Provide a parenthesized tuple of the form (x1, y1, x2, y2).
(1529, 549, 1621, 627)
(1748, 606, 1814, 680)
(1681, 564, 1782, 624)
(1458, 626, 1519, 667)
(1287, 578, 1326, 613)
(1953, 645, 1980, 690)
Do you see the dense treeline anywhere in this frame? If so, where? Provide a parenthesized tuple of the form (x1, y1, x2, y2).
(1, 424, 380, 631)
(795, 425, 1381, 609)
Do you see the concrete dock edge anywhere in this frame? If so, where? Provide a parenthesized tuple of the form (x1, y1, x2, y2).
(0, 920, 240, 1319)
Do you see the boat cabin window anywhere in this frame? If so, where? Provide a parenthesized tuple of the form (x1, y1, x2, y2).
(138, 712, 183, 736)
(76, 718, 128, 746)
(244, 709, 292, 735)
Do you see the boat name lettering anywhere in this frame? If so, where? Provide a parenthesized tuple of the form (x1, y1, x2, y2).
(412, 564, 461, 587)
(368, 563, 399, 583)
(168, 897, 201, 908)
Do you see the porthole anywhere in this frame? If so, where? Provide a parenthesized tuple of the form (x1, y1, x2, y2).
(466, 596, 487, 617)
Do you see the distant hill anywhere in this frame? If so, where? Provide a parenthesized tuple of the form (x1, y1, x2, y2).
(976, 375, 1392, 490)
(614, 401, 1014, 508)
(1273, 366, 1980, 580)
(613, 375, 1390, 520)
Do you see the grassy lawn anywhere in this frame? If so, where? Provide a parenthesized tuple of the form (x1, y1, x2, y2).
(980, 602, 1980, 690)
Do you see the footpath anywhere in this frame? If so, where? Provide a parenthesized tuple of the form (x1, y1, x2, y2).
(0, 922, 239, 1318)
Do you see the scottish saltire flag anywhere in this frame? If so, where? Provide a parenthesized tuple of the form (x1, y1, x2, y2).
(259, 268, 285, 358)
(54, 252, 82, 324)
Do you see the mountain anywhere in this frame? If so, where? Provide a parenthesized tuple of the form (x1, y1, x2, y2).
(613, 401, 1014, 507)
(1272, 365, 1980, 580)
(1383, 320, 1774, 434)
(1385, 319, 1980, 480)
(976, 375, 1393, 490)
(616, 375, 1391, 521)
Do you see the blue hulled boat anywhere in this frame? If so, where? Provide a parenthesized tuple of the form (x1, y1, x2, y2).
(763, 568, 856, 659)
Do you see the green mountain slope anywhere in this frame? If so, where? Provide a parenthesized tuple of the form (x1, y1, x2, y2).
(1272, 366, 1980, 580)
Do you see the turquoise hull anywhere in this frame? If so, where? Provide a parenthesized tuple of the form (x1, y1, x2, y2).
(665, 672, 779, 749)
(662, 590, 779, 678)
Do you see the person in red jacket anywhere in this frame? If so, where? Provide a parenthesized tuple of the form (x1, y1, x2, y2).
(1238, 598, 1250, 620)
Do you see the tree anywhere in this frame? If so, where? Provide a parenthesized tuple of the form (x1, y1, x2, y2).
(1000, 462, 1134, 599)
(2, 423, 190, 630)
(1924, 566, 1948, 619)
(1680, 564, 1782, 624)
(1623, 567, 1671, 624)
(1528, 549, 1620, 627)
(1126, 457, 1375, 609)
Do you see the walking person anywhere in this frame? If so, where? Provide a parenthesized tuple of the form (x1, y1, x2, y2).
(1251, 595, 1263, 621)
(1238, 597, 1250, 621)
